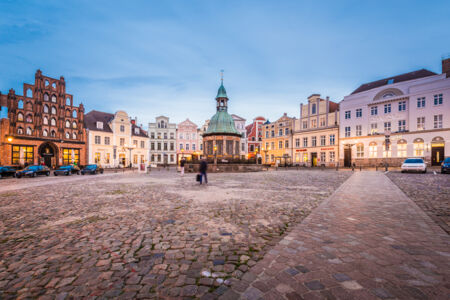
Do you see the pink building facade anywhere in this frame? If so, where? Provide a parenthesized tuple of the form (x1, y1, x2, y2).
(176, 118, 200, 162)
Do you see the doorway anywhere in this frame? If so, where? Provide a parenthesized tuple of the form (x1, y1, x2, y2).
(311, 152, 317, 167)
(431, 144, 444, 166)
(39, 142, 56, 168)
(344, 147, 352, 167)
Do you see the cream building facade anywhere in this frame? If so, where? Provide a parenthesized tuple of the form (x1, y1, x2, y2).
(261, 113, 295, 165)
(84, 110, 149, 168)
(148, 116, 177, 165)
(339, 58, 450, 167)
(293, 94, 339, 167)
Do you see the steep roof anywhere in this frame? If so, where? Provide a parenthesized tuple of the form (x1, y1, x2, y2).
(84, 110, 114, 132)
(131, 123, 149, 137)
(351, 69, 437, 95)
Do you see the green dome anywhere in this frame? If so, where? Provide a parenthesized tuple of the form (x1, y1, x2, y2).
(204, 111, 241, 137)
(216, 82, 228, 98)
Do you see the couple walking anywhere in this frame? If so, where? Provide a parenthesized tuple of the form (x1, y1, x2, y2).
(179, 157, 208, 184)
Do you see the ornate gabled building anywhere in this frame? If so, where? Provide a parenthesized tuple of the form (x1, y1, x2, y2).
(0, 70, 86, 167)
(176, 118, 200, 162)
(202, 81, 241, 161)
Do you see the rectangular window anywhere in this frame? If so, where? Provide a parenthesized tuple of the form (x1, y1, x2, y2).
(320, 152, 326, 163)
(356, 108, 362, 118)
(105, 153, 110, 164)
(150, 132, 155, 139)
(192, 144, 196, 151)
(285, 140, 289, 148)
(311, 119, 317, 128)
(329, 151, 335, 162)
(141, 141, 145, 148)
(271, 130, 275, 137)
(285, 128, 289, 135)
(398, 120, 406, 132)
(95, 135, 101, 144)
(434, 114, 443, 129)
(302, 121, 308, 129)
(370, 123, 378, 134)
(295, 138, 300, 148)
(312, 136, 317, 147)
(369, 144, 377, 158)
(180, 143, 183, 150)
(119, 138, 125, 146)
(164, 133, 168, 139)
(104, 137, 110, 145)
(133, 140, 137, 146)
(133, 154, 138, 164)
(140, 155, 144, 164)
(96, 121, 103, 129)
(151, 142, 155, 150)
(417, 117, 425, 130)
(319, 117, 325, 127)
(345, 111, 351, 119)
(279, 141, 283, 149)
(157, 142, 161, 150)
(12, 145, 34, 165)
(384, 122, 391, 132)
(265, 131, 269, 138)
(164, 143, 168, 151)
(265, 142, 269, 150)
(120, 125, 125, 132)
(356, 144, 364, 158)
(397, 143, 407, 157)
(345, 127, 350, 137)
(371, 106, 378, 115)
(384, 104, 391, 114)
(303, 137, 308, 147)
(434, 94, 443, 105)
(170, 142, 174, 151)
(329, 134, 335, 145)
(417, 97, 425, 108)
(186, 144, 189, 150)
(398, 101, 406, 111)
(356, 125, 362, 136)
(320, 135, 326, 146)
(279, 128, 283, 136)
(94, 152, 101, 164)
(271, 142, 275, 150)
(414, 142, 424, 157)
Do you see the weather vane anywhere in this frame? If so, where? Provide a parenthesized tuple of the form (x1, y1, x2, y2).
(220, 69, 224, 83)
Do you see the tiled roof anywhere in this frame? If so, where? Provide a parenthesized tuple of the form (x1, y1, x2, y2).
(84, 110, 114, 132)
(351, 69, 436, 95)
(132, 123, 148, 137)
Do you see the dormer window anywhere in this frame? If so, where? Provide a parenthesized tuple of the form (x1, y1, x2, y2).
(96, 121, 103, 129)
(135, 128, 140, 134)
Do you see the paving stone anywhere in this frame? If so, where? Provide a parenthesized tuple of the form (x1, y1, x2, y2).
(333, 273, 352, 282)
(305, 280, 325, 291)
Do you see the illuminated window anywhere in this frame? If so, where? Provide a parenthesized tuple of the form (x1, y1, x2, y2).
(369, 142, 377, 158)
(17, 113, 24, 121)
(356, 143, 364, 158)
(63, 148, 80, 165)
(12, 146, 34, 165)
(383, 142, 391, 158)
(329, 151, 335, 162)
(397, 141, 407, 157)
(413, 139, 424, 157)
(94, 152, 101, 164)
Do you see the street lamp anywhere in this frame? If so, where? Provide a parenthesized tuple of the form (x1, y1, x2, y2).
(213, 145, 218, 165)
(7, 136, 13, 143)
(254, 148, 259, 164)
(124, 144, 136, 168)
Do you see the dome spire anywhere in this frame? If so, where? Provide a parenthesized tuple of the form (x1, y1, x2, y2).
(216, 69, 228, 100)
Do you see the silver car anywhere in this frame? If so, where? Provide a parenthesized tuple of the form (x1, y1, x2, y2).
(401, 158, 427, 173)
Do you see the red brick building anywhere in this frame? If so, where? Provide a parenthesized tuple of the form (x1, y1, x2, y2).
(246, 116, 266, 157)
(0, 70, 86, 168)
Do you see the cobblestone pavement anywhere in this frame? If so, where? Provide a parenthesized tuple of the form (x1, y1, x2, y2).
(234, 171, 450, 300)
(386, 171, 450, 234)
(0, 170, 351, 299)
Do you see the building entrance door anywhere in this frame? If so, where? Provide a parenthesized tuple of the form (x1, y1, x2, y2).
(39, 142, 56, 168)
(344, 147, 352, 167)
(431, 144, 444, 166)
(311, 152, 317, 167)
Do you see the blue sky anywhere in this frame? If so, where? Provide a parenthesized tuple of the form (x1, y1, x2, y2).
(1, 0, 449, 127)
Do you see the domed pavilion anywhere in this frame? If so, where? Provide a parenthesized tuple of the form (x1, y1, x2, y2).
(202, 80, 241, 161)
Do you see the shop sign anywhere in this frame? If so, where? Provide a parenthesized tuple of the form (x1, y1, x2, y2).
(296, 149, 307, 152)
(320, 147, 335, 151)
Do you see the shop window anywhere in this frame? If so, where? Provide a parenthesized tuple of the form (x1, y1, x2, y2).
(63, 148, 80, 165)
(12, 145, 34, 165)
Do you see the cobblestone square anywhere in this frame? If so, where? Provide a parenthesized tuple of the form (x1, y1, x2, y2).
(0, 170, 351, 299)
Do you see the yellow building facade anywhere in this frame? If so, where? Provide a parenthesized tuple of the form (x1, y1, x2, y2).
(261, 113, 295, 165)
(293, 94, 339, 167)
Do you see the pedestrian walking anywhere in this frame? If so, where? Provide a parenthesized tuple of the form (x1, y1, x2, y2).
(180, 158, 186, 176)
(199, 157, 208, 184)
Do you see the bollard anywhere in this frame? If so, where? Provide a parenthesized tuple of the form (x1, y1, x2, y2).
(360, 165, 362, 171)
(376, 165, 378, 171)
(336, 163, 339, 171)
(385, 163, 388, 172)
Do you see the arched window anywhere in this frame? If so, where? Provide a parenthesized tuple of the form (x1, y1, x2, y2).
(397, 139, 407, 157)
(369, 142, 377, 158)
(65, 132, 70, 139)
(43, 116, 48, 125)
(44, 93, 49, 101)
(43, 105, 49, 114)
(65, 109, 71, 117)
(45, 80, 49, 87)
(26, 88, 32, 98)
(356, 143, 364, 158)
(65, 120, 70, 128)
(17, 127, 23, 134)
(50, 130, 56, 137)
(52, 82, 56, 89)
(26, 114, 33, 123)
(72, 110, 77, 118)
(18, 99, 24, 109)
(26, 127, 32, 135)
(51, 95, 57, 103)
(17, 112, 24, 121)
(51, 106, 56, 114)
(72, 121, 77, 129)
(43, 129, 48, 137)
(50, 118, 56, 126)
(72, 132, 77, 139)
(413, 138, 424, 157)
(25, 101, 33, 111)
(66, 97, 71, 106)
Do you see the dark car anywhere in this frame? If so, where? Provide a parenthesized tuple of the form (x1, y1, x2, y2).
(54, 165, 81, 176)
(16, 165, 50, 178)
(0, 166, 17, 179)
(81, 164, 104, 175)
(442, 157, 450, 174)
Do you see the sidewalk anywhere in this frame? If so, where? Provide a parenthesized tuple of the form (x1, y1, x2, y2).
(224, 172, 450, 299)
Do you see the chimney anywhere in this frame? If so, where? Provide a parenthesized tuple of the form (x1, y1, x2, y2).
(442, 57, 450, 78)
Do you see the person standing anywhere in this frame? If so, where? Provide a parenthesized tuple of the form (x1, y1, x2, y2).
(199, 157, 208, 184)
(180, 158, 186, 176)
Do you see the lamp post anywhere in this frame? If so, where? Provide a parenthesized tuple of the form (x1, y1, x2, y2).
(254, 148, 259, 164)
(125, 144, 136, 168)
(214, 145, 218, 165)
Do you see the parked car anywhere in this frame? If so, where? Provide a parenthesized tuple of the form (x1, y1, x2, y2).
(16, 165, 51, 178)
(54, 165, 80, 176)
(441, 157, 450, 174)
(401, 158, 427, 173)
(81, 164, 104, 175)
(0, 166, 17, 179)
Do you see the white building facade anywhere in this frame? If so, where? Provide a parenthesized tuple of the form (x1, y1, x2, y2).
(148, 116, 177, 165)
(339, 59, 450, 167)
(232, 114, 247, 158)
